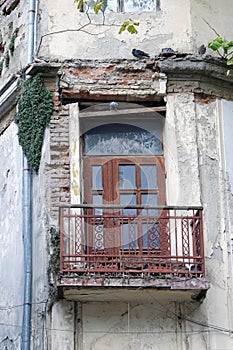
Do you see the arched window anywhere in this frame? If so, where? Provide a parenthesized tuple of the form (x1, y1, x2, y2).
(84, 123, 162, 156)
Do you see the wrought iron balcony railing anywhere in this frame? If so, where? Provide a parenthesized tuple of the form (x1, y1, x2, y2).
(59, 205, 205, 279)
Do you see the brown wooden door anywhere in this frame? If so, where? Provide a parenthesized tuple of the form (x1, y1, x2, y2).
(83, 156, 167, 255)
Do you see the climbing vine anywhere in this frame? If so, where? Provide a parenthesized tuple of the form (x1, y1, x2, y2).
(9, 33, 16, 56)
(15, 73, 54, 172)
(0, 61, 3, 76)
(48, 227, 60, 279)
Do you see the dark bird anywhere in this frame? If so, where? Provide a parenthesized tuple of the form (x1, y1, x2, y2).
(198, 44, 206, 55)
(132, 48, 150, 58)
(161, 47, 175, 54)
(109, 101, 118, 111)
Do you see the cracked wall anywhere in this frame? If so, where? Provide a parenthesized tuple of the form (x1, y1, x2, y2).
(0, 0, 27, 83)
(36, 0, 233, 61)
(0, 120, 23, 349)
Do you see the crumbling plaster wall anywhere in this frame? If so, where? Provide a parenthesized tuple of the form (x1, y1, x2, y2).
(81, 301, 184, 350)
(0, 119, 23, 349)
(160, 93, 233, 349)
(190, 0, 233, 52)
(222, 100, 233, 194)
(194, 98, 233, 350)
(37, 0, 193, 60)
(221, 99, 233, 291)
(36, 0, 233, 61)
(165, 93, 201, 206)
(51, 299, 226, 350)
(30, 127, 52, 350)
(0, 0, 27, 85)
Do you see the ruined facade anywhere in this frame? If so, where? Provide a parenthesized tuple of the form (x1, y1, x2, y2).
(0, 0, 233, 349)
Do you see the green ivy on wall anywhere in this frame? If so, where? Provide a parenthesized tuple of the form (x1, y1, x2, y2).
(15, 73, 54, 172)
(9, 33, 16, 56)
(48, 227, 60, 279)
(0, 61, 3, 76)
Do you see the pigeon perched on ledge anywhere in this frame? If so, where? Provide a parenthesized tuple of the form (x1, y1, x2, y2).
(109, 101, 118, 111)
(198, 44, 206, 55)
(160, 48, 176, 57)
(132, 48, 150, 58)
(161, 48, 175, 54)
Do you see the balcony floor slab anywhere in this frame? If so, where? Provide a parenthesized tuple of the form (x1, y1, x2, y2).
(58, 276, 210, 302)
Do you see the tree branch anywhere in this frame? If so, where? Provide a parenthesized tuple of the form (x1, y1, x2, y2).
(203, 18, 221, 37)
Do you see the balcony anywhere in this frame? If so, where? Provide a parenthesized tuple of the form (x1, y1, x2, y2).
(58, 205, 210, 301)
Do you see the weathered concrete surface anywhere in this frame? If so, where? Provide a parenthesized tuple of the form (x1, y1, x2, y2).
(79, 301, 209, 350)
(0, 0, 27, 84)
(222, 100, 233, 194)
(51, 300, 75, 350)
(0, 121, 23, 349)
(157, 55, 233, 100)
(30, 127, 51, 349)
(190, 0, 233, 51)
(1, 0, 233, 81)
(36, 0, 233, 61)
(37, 0, 192, 60)
(194, 98, 233, 350)
(165, 93, 201, 206)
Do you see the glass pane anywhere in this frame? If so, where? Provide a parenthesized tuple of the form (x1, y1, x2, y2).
(121, 223, 138, 249)
(142, 223, 160, 249)
(124, 0, 158, 12)
(86, 0, 117, 12)
(141, 194, 158, 216)
(140, 165, 157, 189)
(120, 193, 136, 215)
(84, 123, 162, 156)
(119, 165, 136, 189)
(106, 0, 118, 11)
(92, 194, 103, 215)
(92, 165, 102, 190)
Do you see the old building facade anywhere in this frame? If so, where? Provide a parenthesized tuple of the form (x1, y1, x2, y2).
(0, 0, 233, 349)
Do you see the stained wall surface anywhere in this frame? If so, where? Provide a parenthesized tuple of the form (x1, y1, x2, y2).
(0, 120, 23, 349)
(36, 0, 233, 60)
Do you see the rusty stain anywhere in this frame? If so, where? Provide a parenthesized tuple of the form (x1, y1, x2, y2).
(194, 93, 215, 104)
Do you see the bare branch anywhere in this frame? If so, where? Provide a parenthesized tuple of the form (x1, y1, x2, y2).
(35, 22, 92, 58)
(203, 18, 221, 37)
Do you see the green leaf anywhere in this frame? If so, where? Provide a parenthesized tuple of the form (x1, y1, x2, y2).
(214, 37, 224, 44)
(208, 39, 223, 51)
(226, 59, 233, 66)
(118, 21, 129, 34)
(223, 41, 233, 55)
(226, 40, 233, 47)
(74, 0, 84, 9)
(93, 1, 104, 14)
(127, 25, 138, 34)
(118, 19, 139, 35)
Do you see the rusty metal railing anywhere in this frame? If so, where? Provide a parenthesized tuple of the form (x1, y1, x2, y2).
(59, 205, 205, 278)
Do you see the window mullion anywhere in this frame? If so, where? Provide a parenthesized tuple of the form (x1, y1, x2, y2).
(118, 0, 124, 12)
